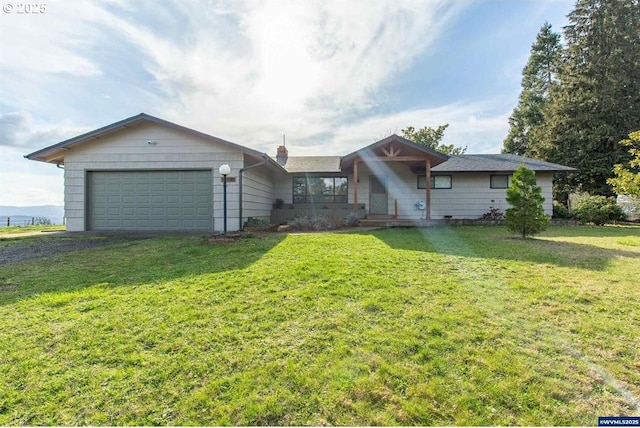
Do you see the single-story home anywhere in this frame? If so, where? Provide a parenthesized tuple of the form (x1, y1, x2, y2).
(26, 113, 575, 232)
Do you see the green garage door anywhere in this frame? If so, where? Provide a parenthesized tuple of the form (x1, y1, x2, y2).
(88, 170, 213, 231)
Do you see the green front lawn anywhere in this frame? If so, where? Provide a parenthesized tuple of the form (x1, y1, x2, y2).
(1, 226, 639, 425)
(0, 225, 65, 235)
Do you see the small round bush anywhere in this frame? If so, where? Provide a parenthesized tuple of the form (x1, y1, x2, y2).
(552, 201, 573, 219)
(345, 212, 360, 227)
(288, 216, 339, 231)
(571, 195, 626, 225)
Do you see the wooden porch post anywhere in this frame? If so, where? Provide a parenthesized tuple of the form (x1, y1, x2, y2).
(426, 159, 431, 221)
(353, 158, 359, 213)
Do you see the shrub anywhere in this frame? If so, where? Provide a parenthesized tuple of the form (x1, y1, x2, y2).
(552, 201, 573, 219)
(345, 212, 360, 227)
(479, 207, 505, 220)
(34, 217, 52, 225)
(288, 216, 339, 231)
(571, 195, 626, 225)
(243, 217, 270, 228)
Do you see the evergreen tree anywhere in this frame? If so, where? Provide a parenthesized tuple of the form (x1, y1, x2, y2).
(402, 124, 467, 155)
(538, 0, 640, 199)
(503, 23, 562, 157)
(505, 166, 549, 238)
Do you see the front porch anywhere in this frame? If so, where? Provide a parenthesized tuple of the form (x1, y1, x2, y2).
(340, 134, 449, 221)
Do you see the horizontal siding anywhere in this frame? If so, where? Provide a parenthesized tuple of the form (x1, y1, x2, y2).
(537, 174, 554, 216)
(66, 121, 233, 154)
(271, 164, 555, 221)
(273, 176, 293, 204)
(63, 121, 245, 232)
(430, 174, 509, 219)
(242, 166, 275, 224)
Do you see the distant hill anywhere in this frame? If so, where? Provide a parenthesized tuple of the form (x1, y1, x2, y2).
(0, 205, 64, 227)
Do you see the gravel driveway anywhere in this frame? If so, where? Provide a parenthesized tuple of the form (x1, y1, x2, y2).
(0, 235, 118, 267)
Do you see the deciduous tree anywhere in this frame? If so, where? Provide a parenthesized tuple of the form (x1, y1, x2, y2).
(401, 124, 466, 155)
(607, 131, 640, 197)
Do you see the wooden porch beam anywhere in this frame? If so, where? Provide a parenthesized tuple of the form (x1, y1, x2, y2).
(357, 156, 431, 162)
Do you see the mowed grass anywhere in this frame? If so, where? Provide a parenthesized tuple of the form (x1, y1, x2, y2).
(0, 226, 639, 425)
(0, 225, 65, 235)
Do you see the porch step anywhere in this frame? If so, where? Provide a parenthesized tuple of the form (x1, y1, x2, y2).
(366, 214, 396, 220)
(359, 218, 444, 227)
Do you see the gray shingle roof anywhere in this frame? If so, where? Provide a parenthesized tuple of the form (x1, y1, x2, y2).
(280, 156, 342, 173)
(432, 154, 576, 173)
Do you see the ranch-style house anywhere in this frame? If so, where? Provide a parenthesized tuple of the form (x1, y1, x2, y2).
(26, 113, 575, 232)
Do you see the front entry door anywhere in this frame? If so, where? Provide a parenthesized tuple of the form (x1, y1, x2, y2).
(369, 175, 388, 215)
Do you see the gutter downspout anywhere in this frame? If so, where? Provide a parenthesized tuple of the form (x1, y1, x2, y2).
(238, 155, 268, 231)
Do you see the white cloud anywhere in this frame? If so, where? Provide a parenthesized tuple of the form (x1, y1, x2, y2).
(1, 0, 468, 142)
(123, 0, 469, 145)
(4, 0, 548, 206)
(0, 2, 107, 77)
(284, 98, 512, 157)
(0, 147, 64, 206)
(0, 112, 88, 150)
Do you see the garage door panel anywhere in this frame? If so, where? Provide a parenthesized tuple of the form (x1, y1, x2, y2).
(89, 170, 212, 231)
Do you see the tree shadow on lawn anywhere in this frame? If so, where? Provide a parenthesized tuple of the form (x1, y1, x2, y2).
(360, 226, 640, 271)
(0, 234, 286, 306)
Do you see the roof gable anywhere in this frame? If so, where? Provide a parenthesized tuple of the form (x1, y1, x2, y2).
(25, 113, 284, 171)
(340, 134, 449, 172)
(342, 134, 449, 162)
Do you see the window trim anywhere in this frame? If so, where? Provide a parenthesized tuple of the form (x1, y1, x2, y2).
(490, 174, 511, 189)
(417, 175, 452, 189)
(292, 176, 348, 203)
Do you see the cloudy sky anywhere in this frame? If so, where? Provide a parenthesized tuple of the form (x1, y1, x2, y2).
(0, 0, 573, 206)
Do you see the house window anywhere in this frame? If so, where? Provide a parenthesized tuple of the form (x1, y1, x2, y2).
(293, 176, 348, 203)
(417, 175, 452, 189)
(490, 174, 511, 189)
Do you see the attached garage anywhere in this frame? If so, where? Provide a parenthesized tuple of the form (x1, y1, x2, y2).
(87, 170, 213, 231)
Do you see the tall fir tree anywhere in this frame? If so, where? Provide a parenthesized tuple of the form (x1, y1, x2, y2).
(538, 0, 640, 200)
(505, 166, 549, 238)
(503, 23, 562, 157)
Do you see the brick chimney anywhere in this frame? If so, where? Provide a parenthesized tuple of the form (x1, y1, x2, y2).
(276, 145, 288, 166)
